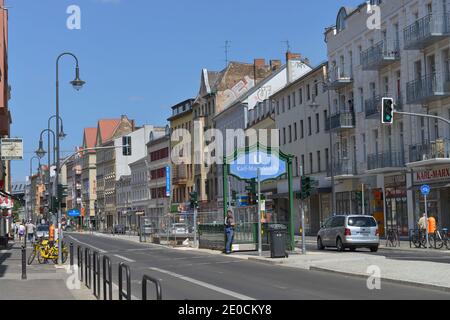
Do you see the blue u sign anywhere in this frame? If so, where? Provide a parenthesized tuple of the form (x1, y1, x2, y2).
(420, 185, 430, 196)
(67, 209, 81, 217)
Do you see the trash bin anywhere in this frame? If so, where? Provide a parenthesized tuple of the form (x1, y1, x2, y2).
(268, 224, 288, 258)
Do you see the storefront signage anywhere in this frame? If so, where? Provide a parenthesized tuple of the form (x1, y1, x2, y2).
(414, 166, 450, 184)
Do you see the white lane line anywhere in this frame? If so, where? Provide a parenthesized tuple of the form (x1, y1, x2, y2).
(149, 267, 255, 300)
(114, 254, 136, 263)
(67, 235, 107, 253)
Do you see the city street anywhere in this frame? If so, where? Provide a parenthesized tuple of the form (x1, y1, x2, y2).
(66, 233, 450, 300)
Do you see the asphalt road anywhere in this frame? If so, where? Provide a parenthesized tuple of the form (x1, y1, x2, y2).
(66, 233, 450, 300)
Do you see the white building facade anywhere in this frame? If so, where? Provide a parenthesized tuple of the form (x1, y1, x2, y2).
(325, 0, 450, 236)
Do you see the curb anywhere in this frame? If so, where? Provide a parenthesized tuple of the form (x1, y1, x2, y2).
(379, 246, 450, 255)
(309, 266, 450, 293)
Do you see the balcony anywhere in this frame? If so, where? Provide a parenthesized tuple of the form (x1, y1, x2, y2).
(406, 72, 450, 104)
(326, 112, 355, 131)
(404, 13, 450, 50)
(172, 164, 188, 185)
(328, 159, 357, 178)
(327, 66, 353, 90)
(367, 151, 405, 171)
(409, 139, 450, 163)
(361, 40, 400, 71)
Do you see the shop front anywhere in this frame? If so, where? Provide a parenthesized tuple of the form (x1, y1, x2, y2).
(384, 175, 408, 236)
(412, 165, 450, 231)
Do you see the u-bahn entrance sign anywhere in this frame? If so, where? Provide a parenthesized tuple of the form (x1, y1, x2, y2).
(223, 144, 295, 251)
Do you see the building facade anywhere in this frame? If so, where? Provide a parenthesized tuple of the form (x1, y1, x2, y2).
(81, 128, 97, 228)
(325, 0, 450, 235)
(129, 157, 149, 230)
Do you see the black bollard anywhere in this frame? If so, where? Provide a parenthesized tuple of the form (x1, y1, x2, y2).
(70, 243, 74, 267)
(21, 245, 27, 280)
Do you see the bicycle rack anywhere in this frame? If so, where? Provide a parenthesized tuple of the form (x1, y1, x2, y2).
(118, 262, 131, 300)
(77, 246, 84, 282)
(142, 275, 162, 300)
(92, 251, 101, 299)
(103, 255, 113, 300)
(84, 247, 91, 289)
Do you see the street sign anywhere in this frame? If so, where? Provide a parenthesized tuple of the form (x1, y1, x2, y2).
(1, 138, 23, 160)
(165, 166, 171, 197)
(420, 185, 430, 196)
(229, 150, 287, 182)
(67, 209, 81, 217)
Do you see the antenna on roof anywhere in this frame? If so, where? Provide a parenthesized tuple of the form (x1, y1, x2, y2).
(282, 40, 291, 53)
(222, 40, 231, 67)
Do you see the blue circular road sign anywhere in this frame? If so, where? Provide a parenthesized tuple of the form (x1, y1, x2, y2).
(420, 185, 431, 196)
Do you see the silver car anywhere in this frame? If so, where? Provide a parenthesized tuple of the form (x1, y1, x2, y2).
(317, 215, 380, 252)
(35, 225, 49, 239)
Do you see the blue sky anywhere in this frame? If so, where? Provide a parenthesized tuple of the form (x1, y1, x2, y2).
(9, 0, 362, 181)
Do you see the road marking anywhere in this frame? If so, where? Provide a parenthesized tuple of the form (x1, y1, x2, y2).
(67, 235, 107, 253)
(114, 254, 135, 263)
(149, 267, 255, 300)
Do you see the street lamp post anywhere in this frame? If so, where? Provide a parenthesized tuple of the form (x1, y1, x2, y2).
(36, 128, 57, 221)
(55, 52, 85, 265)
(309, 79, 336, 215)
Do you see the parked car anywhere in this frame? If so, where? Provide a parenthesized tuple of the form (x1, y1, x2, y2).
(36, 224, 49, 239)
(317, 215, 379, 252)
(113, 224, 126, 234)
(170, 223, 188, 235)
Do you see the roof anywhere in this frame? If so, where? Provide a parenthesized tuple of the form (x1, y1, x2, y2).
(98, 119, 121, 144)
(83, 128, 97, 150)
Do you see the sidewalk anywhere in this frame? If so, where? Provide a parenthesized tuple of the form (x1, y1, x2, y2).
(87, 231, 450, 292)
(0, 241, 95, 300)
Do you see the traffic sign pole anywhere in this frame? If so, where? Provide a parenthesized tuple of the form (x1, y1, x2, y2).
(257, 169, 262, 257)
(300, 165, 306, 255)
(421, 185, 431, 249)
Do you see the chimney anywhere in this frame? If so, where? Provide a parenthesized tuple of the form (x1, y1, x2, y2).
(270, 60, 282, 71)
(254, 58, 266, 85)
(286, 52, 302, 84)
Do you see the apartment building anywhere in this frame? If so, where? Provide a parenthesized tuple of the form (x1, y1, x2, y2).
(214, 55, 312, 206)
(129, 157, 149, 230)
(147, 129, 171, 220)
(81, 128, 97, 228)
(325, 0, 450, 235)
(273, 62, 332, 234)
(95, 116, 135, 230)
(168, 99, 195, 209)
(66, 151, 83, 225)
(116, 175, 131, 227)
(192, 61, 273, 207)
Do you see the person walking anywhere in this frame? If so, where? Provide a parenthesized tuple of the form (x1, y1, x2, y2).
(18, 223, 25, 242)
(26, 220, 36, 243)
(224, 209, 236, 254)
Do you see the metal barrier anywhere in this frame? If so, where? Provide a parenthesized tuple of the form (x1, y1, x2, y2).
(21, 246, 27, 280)
(77, 246, 84, 281)
(70, 243, 74, 267)
(92, 251, 101, 299)
(118, 262, 131, 300)
(142, 275, 162, 300)
(84, 247, 91, 288)
(102, 255, 113, 300)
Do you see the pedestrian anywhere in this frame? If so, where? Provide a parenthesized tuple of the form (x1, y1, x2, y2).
(418, 213, 427, 235)
(428, 214, 437, 236)
(224, 209, 235, 254)
(48, 222, 55, 245)
(18, 223, 25, 242)
(26, 220, 36, 243)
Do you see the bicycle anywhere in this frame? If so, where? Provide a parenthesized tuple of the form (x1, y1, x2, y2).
(29, 239, 69, 264)
(411, 229, 428, 248)
(27, 238, 44, 265)
(432, 228, 449, 250)
(386, 229, 400, 247)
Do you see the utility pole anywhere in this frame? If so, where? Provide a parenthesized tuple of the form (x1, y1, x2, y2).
(300, 165, 306, 255)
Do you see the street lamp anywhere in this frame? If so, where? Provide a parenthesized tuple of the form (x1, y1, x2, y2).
(35, 140, 46, 159)
(55, 52, 85, 265)
(37, 128, 57, 219)
(309, 79, 336, 216)
(27, 156, 41, 222)
(48, 115, 67, 141)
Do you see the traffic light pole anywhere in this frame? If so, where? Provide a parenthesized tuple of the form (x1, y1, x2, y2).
(257, 169, 262, 257)
(394, 111, 450, 126)
(300, 166, 306, 255)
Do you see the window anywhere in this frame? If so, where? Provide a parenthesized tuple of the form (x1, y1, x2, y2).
(282, 97, 285, 113)
(283, 127, 286, 145)
(301, 155, 305, 172)
(295, 157, 299, 177)
(300, 120, 304, 139)
(362, 134, 367, 162)
(307, 84, 311, 100)
(288, 95, 291, 110)
(316, 113, 320, 133)
(294, 122, 298, 141)
(323, 110, 328, 129)
(122, 136, 132, 156)
(292, 92, 296, 107)
(325, 148, 329, 172)
(317, 151, 321, 172)
(288, 125, 292, 143)
(299, 89, 303, 104)
(308, 117, 312, 136)
(309, 153, 313, 174)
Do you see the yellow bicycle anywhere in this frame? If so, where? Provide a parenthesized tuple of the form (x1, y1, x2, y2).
(28, 239, 68, 264)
